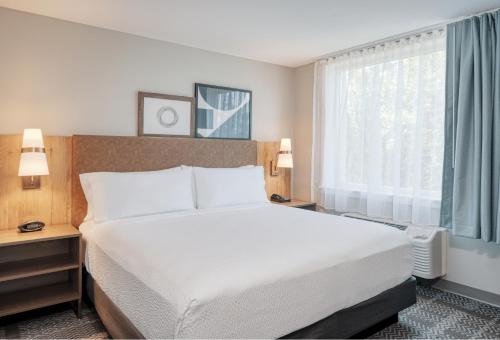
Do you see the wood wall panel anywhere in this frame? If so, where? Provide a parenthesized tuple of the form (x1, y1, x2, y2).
(257, 141, 291, 199)
(0, 136, 72, 230)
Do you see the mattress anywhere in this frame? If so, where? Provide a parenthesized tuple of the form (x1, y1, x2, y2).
(81, 203, 413, 339)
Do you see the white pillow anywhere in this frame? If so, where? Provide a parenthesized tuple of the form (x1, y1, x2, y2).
(80, 170, 174, 222)
(80, 167, 195, 222)
(81, 171, 139, 221)
(180, 164, 256, 208)
(80, 173, 96, 222)
(194, 166, 268, 209)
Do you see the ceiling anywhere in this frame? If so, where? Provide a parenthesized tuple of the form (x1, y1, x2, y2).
(1, 0, 500, 67)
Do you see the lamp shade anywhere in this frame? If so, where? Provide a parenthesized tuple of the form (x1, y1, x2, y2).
(277, 153, 293, 168)
(277, 137, 293, 168)
(18, 129, 49, 176)
(279, 138, 292, 152)
(18, 152, 49, 176)
(22, 128, 45, 148)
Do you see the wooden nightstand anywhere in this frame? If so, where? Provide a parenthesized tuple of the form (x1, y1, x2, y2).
(272, 199, 317, 211)
(0, 224, 82, 318)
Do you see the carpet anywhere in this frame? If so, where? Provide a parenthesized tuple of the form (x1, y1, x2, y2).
(0, 286, 499, 339)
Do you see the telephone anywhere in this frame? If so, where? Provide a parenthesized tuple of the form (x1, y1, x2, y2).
(270, 194, 291, 203)
(18, 221, 45, 233)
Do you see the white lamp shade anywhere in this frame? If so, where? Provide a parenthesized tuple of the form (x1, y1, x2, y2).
(277, 137, 293, 168)
(18, 152, 49, 176)
(19, 129, 49, 177)
(277, 153, 293, 168)
(22, 129, 45, 148)
(280, 138, 292, 152)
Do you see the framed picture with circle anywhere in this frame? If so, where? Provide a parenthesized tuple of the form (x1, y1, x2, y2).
(138, 91, 195, 137)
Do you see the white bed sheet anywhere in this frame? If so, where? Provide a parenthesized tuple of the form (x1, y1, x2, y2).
(81, 203, 413, 339)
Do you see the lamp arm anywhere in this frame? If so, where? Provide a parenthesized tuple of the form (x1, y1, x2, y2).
(270, 151, 280, 176)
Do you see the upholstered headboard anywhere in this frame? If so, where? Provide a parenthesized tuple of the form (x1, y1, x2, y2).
(71, 135, 257, 227)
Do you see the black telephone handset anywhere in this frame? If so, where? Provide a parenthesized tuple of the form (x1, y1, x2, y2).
(18, 221, 45, 233)
(270, 193, 291, 203)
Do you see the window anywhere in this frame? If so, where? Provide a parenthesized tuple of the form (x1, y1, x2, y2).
(312, 30, 446, 225)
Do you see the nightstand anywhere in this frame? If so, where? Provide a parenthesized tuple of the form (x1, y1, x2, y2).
(272, 199, 317, 211)
(0, 224, 82, 318)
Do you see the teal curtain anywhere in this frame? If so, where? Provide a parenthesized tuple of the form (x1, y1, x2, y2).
(440, 10, 500, 244)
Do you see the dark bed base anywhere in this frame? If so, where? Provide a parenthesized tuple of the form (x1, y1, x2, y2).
(85, 272, 416, 339)
(283, 277, 416, 339)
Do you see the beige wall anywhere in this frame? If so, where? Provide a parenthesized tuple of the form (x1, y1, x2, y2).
(0, 8, 294, 140)
(292, 63, 314, 201)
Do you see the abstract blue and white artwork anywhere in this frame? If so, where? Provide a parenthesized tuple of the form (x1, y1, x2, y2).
(195, 83, 252, 140)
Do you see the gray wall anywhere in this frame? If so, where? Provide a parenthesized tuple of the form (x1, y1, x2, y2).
(292, 63, 500, 296)
(0, 8, 294, 140)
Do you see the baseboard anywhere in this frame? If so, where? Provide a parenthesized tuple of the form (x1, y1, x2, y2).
(433, 279, 500, 307)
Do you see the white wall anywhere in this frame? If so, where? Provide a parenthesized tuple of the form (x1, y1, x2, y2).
(293, 62, 500, 297)
(445, 235, 500, 295)
(0, 8, 294, 140)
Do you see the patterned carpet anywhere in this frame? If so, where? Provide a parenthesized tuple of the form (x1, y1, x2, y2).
(0, 304, 107, 339)
(370, 286, 500, 339)
(0, 286, 499, 339)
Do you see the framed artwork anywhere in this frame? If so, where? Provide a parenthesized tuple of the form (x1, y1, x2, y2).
(138, 92, 195, 137)
(194, 83, 252, 140)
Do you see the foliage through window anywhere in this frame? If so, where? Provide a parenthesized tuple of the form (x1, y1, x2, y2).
(312, 30, 445, 225)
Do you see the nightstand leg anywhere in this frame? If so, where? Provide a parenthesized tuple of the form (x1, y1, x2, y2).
(71, 299, 82, 318)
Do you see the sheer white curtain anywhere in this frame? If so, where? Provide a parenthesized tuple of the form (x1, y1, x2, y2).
(312, 30, 446, 225)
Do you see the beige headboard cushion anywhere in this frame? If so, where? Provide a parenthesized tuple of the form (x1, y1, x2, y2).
(71, 135, 257, 227)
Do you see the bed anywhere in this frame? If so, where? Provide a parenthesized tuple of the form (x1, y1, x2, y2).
(72, 135, 416, 339)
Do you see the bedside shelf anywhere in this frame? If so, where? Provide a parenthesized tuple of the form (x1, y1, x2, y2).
(0, 282, 79, 317)
(0, 224, 82, 318)
(0, 254, 79, 283)
(0, 225, 81, 247)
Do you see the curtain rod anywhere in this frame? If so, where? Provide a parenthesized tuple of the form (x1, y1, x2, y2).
(318, 6, 500, 61)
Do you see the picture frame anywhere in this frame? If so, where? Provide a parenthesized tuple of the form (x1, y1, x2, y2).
(138, 91, 195, 137)
(194, 83, 252, 140)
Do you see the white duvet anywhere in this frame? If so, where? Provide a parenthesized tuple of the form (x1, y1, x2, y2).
(81, 203, 413, 339)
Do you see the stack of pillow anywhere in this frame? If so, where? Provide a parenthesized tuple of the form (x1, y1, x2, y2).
(80, 165, 269, 223)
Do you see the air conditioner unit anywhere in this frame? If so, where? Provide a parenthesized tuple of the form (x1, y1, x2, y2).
(341, 213, 448, 280)
(406, 225, 447, 279)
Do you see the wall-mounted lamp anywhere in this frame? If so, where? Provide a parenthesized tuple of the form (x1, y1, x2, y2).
(271, 138, 293, 176)
(18, 129, 49, 189)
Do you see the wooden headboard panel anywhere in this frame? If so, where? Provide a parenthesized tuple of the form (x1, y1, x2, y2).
(71, 135, 257, 227)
